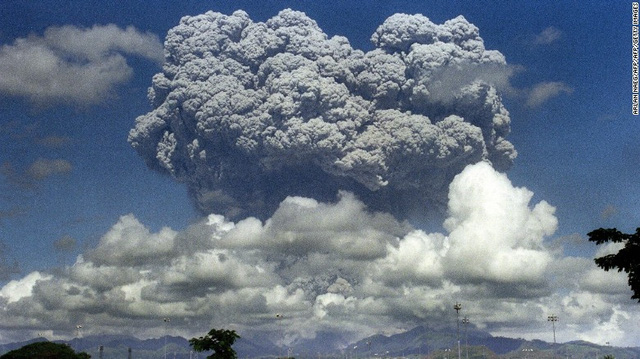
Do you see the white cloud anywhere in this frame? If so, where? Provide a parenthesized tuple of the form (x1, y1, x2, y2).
(580, 266, 630, 295)
(567, 305, 630, 346)
(534, 26, 563, 45)
(0, 271, 51, 304)
(526, 81, 573, 108)
(594, 240, 626, 258)
(87, 214, 177, 266)
(222, 192, 407, 260)
(2, 158, 72, 190)
(67, 259, 141, 291)
(26, 158, 72, 181)
(0, 24, 163, 106)
(444, 162, 556, 286)
(0, 163, 639, 347)
(374, 230, 447, 287)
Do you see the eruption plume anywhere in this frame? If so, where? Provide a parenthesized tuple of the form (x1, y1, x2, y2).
(129, 9, 516, 219)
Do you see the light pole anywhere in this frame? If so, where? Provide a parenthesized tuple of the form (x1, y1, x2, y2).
(276, 313, 287, 358)
(462, 317, 470, 359)
(75, 325, 83, 354)
(454, 303, 462, 359)
(547, 315, 558, 344)
(163, 317, 170, 359)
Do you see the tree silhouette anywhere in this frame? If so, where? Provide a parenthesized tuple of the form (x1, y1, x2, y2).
(588, 227, 640, 301)
(0, 341, 90, 359)
(189, 328, 240, 359)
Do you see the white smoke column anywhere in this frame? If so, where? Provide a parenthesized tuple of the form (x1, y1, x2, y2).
(129, 9, 517, 219)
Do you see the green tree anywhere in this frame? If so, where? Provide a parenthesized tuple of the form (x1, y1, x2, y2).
(189, 328, 240, 359)
(588, 227, 640, 301)
(0, 341, 90, 359)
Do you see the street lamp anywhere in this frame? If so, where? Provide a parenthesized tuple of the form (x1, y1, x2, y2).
(74, 325, 83, 354)
(462, 317, 470, 359)
(454, 303, 462, 359)
(163, 318, 171, 359)
(547, 315, 558, 344)
(275, 313, 287, 358)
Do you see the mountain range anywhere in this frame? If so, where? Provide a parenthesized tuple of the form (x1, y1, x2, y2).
(0, 325, 637, 359)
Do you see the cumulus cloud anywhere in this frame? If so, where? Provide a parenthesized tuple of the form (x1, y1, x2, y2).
(129, 9, 517, 220)
(443, 162, 557, 292)
(0, 272, 51, 304)
(526, 81, 573, 108)
(86, 214, 177, 267)
(0, 24, 163, 106)
(2, 163, 637, 346)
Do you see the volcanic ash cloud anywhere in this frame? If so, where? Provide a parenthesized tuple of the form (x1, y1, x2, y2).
(129, 9, 517, 219)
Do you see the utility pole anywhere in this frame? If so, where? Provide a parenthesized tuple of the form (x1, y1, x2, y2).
(462, 317, 470, 359)
(547, 314, 558, 344)
(454, 303, 462, 359)
(164, 317, 171, 359)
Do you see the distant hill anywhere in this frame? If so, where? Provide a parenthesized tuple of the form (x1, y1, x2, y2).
(346, 326, 640, 359)
(0, 334, 278, 359)
(347, 325, 519, 358)
(0, 326, 638, 359)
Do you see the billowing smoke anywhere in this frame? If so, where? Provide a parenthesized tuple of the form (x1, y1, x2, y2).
(129, 9, 516, 219)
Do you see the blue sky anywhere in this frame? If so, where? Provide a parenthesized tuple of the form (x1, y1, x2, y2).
(0, 0, 639, 349)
